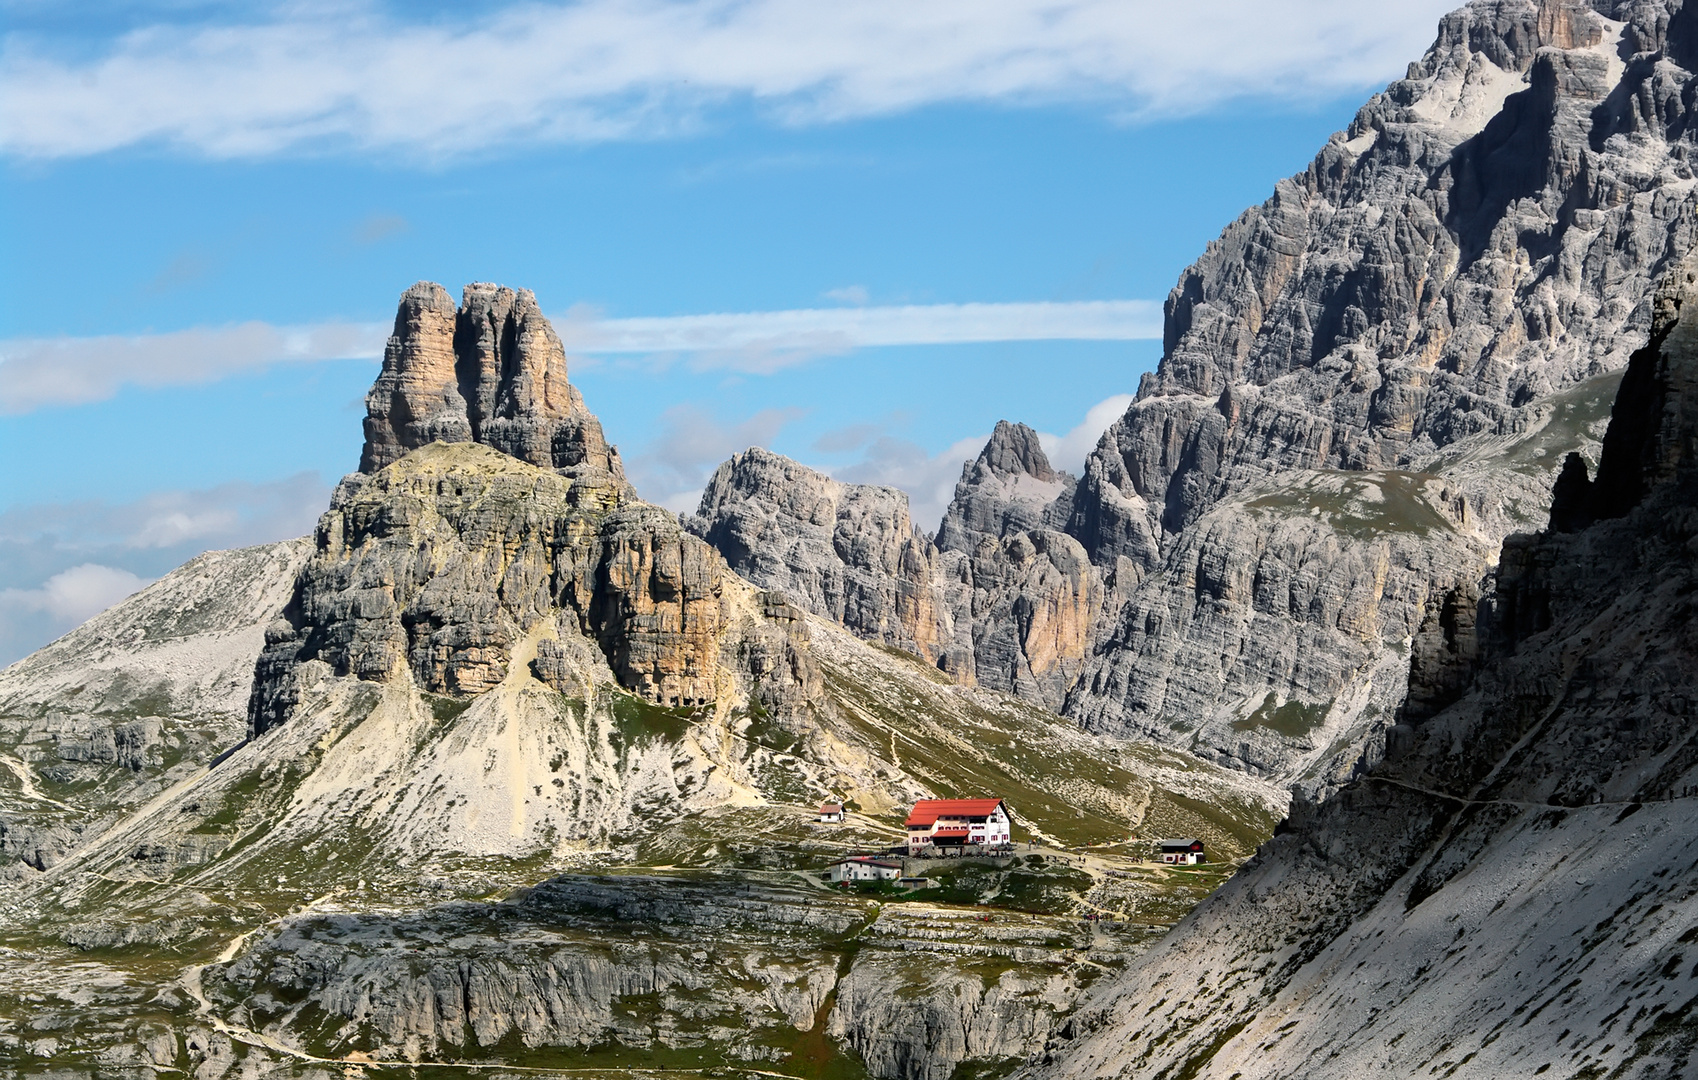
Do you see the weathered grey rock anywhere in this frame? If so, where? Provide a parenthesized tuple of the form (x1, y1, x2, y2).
(0, 539, 308, 881)
(251, 284, 835, 735)
(689, 427, 1131, 711)
(668, 0, 1698, 795)
(360, 281, 628, 491)
(1050, 0, 1698, 789)
(249, 440, 804, 734)
(687, 447, 951, 664)
(1018, 252, 1698, 1080)
(936, 421, 1073, 554)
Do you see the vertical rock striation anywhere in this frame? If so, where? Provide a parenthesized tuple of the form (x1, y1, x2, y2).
(250, 284, 811, 738)
(687, 424, 1117, 711)
(692, 0, 1698, 793)
(1015, 253, 1698, 1080)
(361, 281, 627, 492)
(1055, 0, 1698, 790)
(687, 448, 949, 664)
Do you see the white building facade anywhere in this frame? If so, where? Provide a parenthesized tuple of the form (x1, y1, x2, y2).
(827, 856, 903, 882)
(905, 798, 1012, 854)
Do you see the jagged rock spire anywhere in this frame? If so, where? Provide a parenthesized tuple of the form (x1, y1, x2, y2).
(935, 420, 1072, 554)
(360, 281, 627, 490)
(978, 419, 1058, 482)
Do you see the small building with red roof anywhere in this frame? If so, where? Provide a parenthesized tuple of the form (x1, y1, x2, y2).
(905, 797, 1011, 854)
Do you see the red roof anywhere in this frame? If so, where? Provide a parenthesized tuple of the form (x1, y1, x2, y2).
(819, 803, 844, 814)
(906, 798, 1005, 827)
(930, 829, 971, 842)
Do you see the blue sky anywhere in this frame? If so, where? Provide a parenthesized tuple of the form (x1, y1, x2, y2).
(0, 0, 1459, 664)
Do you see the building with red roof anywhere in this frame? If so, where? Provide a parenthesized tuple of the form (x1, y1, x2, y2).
(905, 797, 1010, 854)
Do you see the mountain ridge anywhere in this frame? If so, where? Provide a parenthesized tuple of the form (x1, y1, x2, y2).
(1008, 243, 1698, 1080)
(687, 0, 1698, 799)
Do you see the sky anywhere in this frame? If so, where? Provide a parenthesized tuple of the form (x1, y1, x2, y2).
(0, 0, 1462, 666)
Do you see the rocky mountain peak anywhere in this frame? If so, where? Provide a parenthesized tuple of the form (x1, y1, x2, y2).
(360, 281, 627, 493)
(978, 420, 1057, 482)
(685, 447, 950, 664)
(1024, 252, 1698, 1080)
(935, 421, 1073, 555)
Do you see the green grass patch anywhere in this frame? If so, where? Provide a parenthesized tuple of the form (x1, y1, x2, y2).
(610, 693, 695, 755)
(1245, 470, 1456, 539)
(425, 693, 473, 724)
(1232, 692, 1330, 739)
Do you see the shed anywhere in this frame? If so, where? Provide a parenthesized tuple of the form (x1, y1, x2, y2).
(819, 802, 846, 823)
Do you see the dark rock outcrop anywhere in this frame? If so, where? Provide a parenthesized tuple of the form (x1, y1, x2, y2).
(1016, 252, 1698, 1080)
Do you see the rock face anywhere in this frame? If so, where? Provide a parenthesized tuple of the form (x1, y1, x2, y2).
(251, 442, 750, 735)
(691, 0, 1698, 794)
(361, 281, 627, 490)
(689, 424, 1117, 711)
(255, 284, 814, 740)
(1018, 256, 1698, 1080)
(688, 447, 950, 664)
(1057, 0, 1698, 787)
(0, 540, 308, 880)
(0, 282, 1291, 1080)
(202, 873, 1136, 1080)
(935, 421, 1073, 553)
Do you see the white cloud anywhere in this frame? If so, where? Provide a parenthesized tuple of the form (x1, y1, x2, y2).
(824, 285, 870, 305)
(0, 321, 386, 414)
(126, 508, 243, 549)
(0, 473, 332, 666)
(625, 405, 807, 512)
(824, 393, 1141, 531)
(833, 434, 989, 536)
(0, 564, 151, 625)
(0, 0, 1460, 160)
(559, 299, 1163, 371)
(0, 300, 1156, 413)
(1037, 392, 1134, 474)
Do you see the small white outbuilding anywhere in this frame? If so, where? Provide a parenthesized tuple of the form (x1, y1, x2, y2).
(827, 856, 903, 883)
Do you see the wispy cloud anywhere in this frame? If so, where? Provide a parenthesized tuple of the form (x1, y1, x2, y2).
(825, 393, 1136, 531)
(834, 434, 989, 536)
(823, 285, 870, 306)
(0, 321, 387, 414)
(0, 300, 1158, 413)
(352, 213, 410, 245)
(0, 0, 1459, 160)
(1037, 392, 1134, 474)
(0, 473, 330, 666)
(559, 299, 1163, 372)
(626, 405, 807, 512)
(0, 564, 151, 627)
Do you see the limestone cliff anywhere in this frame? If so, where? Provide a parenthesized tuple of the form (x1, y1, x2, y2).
(360, 281, 627, 490)
(691, 0, 1698, 796)
(1017, 255, 1698, 1080)
(688, 424, 1117, 711)
(687, 447, 951, 665)
(1059, 0, 1698, 789)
